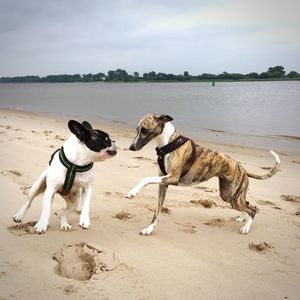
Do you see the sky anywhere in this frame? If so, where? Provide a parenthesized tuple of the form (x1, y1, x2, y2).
(0, 0, 299, 77)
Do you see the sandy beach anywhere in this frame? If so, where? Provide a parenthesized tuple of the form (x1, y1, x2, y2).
(0, 108, 299, 300)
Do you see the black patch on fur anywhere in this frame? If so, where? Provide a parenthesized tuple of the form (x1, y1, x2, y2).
(68, 120, 112, 152)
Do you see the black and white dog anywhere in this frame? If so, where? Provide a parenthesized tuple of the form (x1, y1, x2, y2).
(13, 120, 117, 233)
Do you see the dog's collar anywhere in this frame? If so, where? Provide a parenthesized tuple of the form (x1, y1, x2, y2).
(49, 147, 93, 195)
(156, 135, 196, 176)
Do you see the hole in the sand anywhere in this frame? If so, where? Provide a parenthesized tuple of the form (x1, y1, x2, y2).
(161, 207, 171, 215)
(280, 195, 300, 204)
(257, 199, 276, 206)
(63, 285, 77, 295)
(0, 271, 7, 279)
(114, 211, 133, 220)
(249, 242, 274, 254)
(7, 221, 37, 236)
(53, 242, 119, 281)
(204, 218, 225, 227)
(176, 222, 197, 233)
(4, 169, 23, 177)
(190, 199, 216, 208)
(145, 206, 172, 215)
(256, 200, 282, 210)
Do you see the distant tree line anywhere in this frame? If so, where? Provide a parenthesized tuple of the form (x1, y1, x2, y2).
(0, 66, 299, 83)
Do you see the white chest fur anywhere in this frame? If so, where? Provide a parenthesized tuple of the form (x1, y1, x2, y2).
(154, 122, 175, 174)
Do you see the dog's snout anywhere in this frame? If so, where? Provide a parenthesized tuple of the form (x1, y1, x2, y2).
(129, 144, 137, 151)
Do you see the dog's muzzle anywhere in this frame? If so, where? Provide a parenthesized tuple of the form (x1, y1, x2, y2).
(129, 141, 145, 151)
(107, 150, 117, 156)
(129, 136, 149, 151)
(129, 143, 137, 151)
(107, 143, 117, 156)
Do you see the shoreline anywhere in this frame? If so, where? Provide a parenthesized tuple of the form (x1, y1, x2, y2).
(0, 107, 300, 299)
(1, 78, 299, 83)
(1, 106, 299, 155)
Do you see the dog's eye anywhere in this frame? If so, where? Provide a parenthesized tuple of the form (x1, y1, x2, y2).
(141, 127, 148, 134)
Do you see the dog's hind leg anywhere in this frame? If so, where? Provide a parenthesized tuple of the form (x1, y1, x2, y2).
(34, 185, 55, 233)
(229, 174, 256, 234)
(234, 202, 256, 234)
(219, 177, 245, 222)
(219, 177, 230, 202)
(140, 184, 168, 235)
(13, 169, 47, 223)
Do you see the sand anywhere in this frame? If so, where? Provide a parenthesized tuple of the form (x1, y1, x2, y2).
(0, 108, 299, 300)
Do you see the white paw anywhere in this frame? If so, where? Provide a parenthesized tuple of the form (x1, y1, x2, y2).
(60, 222, 73, 231)
(34, 220, 48, 234)
(127, 188, 139, 199)
(79, 215, 90, 229)
(239, 217, 253, 234)
(13, 207, 27, 223)
(140, 224, 155, 236)
(13, 215, 23, 223)
(240, 224, 250, 234)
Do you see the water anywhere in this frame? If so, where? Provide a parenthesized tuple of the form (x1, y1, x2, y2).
(0, 81, 299, 152)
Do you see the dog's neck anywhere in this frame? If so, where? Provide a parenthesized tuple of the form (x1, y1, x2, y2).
(63, 134, 93, 166)
(154, 122, 179, 148)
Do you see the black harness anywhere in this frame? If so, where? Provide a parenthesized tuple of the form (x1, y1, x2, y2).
(155, 135, 196, 176)
(49, 147, 93, 195)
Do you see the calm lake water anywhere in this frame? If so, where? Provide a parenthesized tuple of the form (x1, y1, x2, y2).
(0, 81, 299, 152)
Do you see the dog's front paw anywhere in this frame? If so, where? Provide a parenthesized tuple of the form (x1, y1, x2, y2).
(34, 221, 48, 234)
(240, 226, 249, 234)
(79, 215, 90, 229)
(13, 215, 23, 223)
(140, 224, 155, 236)
(127, 188, 139, 199)
(13, 208, 27, 223)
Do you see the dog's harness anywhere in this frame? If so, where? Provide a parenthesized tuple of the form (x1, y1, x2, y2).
(49, 147, 93, 195)
(156, 135, 196, 176)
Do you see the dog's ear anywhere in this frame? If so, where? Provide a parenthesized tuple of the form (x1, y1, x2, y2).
(156, 114, 174, 123)
(68, 120, 87, 141)
(82, 121, 93, 131)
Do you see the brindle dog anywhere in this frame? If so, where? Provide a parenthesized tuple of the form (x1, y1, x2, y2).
(127, 114, 280, 235)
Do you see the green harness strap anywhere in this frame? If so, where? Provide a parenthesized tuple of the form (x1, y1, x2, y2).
(50, 147, 93, 196)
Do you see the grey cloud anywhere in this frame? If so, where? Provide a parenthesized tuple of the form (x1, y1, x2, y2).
(0, 0, 299, 76)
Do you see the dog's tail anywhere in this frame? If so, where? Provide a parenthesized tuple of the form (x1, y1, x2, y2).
(247, 150, 280, 180)
(28, 169, 47, 199)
